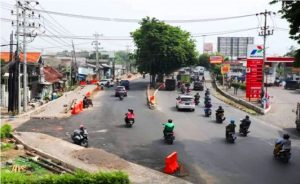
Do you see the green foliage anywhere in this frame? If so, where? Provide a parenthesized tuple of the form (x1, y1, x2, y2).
(271, 1, 300, 64)
(211, 64, 221, 75)
(0, 124, 13, 139)
(1, 170, 129, 184)
(115, 51, 130, 64)
(198, 54, 210, 69)
(232, 82, 246, 90)
(131, 17, 198, 77)
(0, 142, 14, 151)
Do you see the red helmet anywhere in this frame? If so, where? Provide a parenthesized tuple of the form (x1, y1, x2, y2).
(80, 124, 84, 128)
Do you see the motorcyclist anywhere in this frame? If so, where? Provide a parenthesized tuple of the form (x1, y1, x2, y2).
(226, 120, 236, 138)
(240, 115, 251, 131)
(79, 124, 88, 137)
(204, 95, 211, 103)
(205, 89, 210, 96)
(274, 134, 291, 155)
(194, 93, 200, 104)
(163, 119, 175, 137)
(205, 100, 212, 108)
(125, 109, 135, 124)
(216, 106, 224, 115)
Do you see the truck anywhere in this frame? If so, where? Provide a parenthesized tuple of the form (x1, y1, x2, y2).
(180, 74, 191, 84)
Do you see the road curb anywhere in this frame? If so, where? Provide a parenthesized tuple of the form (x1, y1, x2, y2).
(12, 132, 191, 184)
(212, 79, 271, 115)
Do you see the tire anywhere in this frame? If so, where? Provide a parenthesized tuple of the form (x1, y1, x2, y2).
(191, 109, 195, 112)
(81, 139, 88, 148)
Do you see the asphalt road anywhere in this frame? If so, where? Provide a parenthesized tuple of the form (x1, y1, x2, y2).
(17, 77, 300, 184)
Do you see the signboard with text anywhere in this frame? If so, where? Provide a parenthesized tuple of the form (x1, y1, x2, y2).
(209, 56, 223, 64)
(246, 59, 263, 99)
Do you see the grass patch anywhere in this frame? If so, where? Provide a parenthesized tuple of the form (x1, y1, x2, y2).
(0, 124, 13, 139)
(1, 170, 129, 184)
(0, 142, 14, 151)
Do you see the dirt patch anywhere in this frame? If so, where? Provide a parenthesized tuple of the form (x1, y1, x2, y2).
(71, 148, 130, 170)
(1, 148, 25, 162)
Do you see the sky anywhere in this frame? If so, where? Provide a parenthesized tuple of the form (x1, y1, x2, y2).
(0, 0, 299, 56)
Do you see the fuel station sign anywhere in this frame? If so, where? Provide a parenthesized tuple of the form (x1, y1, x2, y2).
(246, 59, 263, 99)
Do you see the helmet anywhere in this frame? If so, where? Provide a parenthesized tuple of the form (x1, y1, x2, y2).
(245, 115, 249, 119)
(80, 124, 84, 128)
(219, 106, 222, 109)
(230, 120, 235, 124)
(283, 134, 290, 139)
(168, 119, 173, 123)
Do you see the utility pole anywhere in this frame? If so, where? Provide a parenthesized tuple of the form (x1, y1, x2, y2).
(12, 0, 41, 112)
(92, 33, 101, 79)
(202, 35, 206, 54)
(126, 45, 130, 73)
(16, 2, 21, 113)
(257, 10, 275, 99)
(71, 40, 77, 86)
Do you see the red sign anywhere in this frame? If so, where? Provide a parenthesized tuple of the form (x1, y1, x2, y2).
(210, 56, 223, 64)
(246, 59, 263, 99)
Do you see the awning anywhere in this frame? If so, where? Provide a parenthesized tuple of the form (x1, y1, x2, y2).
(101, 64, 112, 68)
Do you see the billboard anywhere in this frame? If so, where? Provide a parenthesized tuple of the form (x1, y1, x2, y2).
(221, 64, 230, 74)
(245, 59, 263, 99)
(210, 56, 223, 64)
(204, 43, 213, 53)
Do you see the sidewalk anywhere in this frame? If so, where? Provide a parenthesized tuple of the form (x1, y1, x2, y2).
(1, 85, 98, 129)
(13, 132, 191, 184)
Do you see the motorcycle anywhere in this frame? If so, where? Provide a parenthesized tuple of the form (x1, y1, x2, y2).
(125, 115, 134, 128)
(204, 108, 212, 117)
(226, 132, 237, 143)
(273, 149, 291, 163)
(71, 129, 88, 147)
(216, 112, 225, 123)
(119, 93, 124, 101)
(164, 132, 175, 144)
(239, 125, 250, 136)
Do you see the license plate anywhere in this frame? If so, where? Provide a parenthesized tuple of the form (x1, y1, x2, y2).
(185, 103, 190, 105)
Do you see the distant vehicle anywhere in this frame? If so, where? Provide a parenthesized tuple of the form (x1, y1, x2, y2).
(98, 79, 114, 87)
(165, 79, 176, 91)
(176, 95, 195, 111)
(193, 81, 204, 91)
(180, 74, 191, 84)
(115, 86, 127, 97)
(284, 80, 299, 90)
(120, 80, 130, 90)
(195, 66, 205, 73)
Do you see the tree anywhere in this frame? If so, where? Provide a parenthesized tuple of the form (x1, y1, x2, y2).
(131, 17, 198, 86)
(115, 51, 129, 64)
(284, 46, 300, 67)
(271, 1, 300, 63)
(198, 54, 210, 69)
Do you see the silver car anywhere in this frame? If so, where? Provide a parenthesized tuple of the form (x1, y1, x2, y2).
(176, 95, 195, 111)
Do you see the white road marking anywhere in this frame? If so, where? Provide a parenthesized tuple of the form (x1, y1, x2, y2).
(94, 129, 108, 133)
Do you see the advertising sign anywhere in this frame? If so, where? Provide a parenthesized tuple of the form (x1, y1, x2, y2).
(221, 64, 230, 74)
(247, 45, 263, 59)
(210, 56, 223, 64)
(204, 43, 213, 53)
(246, 59, 263, 99)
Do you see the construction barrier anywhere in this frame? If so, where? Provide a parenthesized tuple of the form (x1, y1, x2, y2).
(149, 95, 155, 105)
(79, 100, 83, 111)
(71, 103, 80, 115)
(79, 81, 87, 86)
(164, 152, 180, 174)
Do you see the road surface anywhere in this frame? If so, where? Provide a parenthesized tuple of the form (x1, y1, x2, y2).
(17, 77, 300, 184)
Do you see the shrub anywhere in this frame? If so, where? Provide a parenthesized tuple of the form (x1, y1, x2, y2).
(1, 170, 130, 184)
(0, 124, 13, 139)
(239, 83, 246, 90)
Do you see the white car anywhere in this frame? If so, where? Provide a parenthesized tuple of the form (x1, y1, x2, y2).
(176, 95, 195, 111)
(98, 79, 114, 87)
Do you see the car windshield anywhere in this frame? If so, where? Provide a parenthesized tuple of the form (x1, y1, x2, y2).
(117, 87, 125, 90)
(181, 97, 193, 101)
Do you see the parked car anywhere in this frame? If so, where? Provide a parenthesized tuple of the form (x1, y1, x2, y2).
(115, 86, 127, 97)
(193, 81, 204, 91)
(176, 95, 195, 111)
(98, 79, 114, 87)
(284, 80, 299, 90)
(120, 80, 130, 90)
